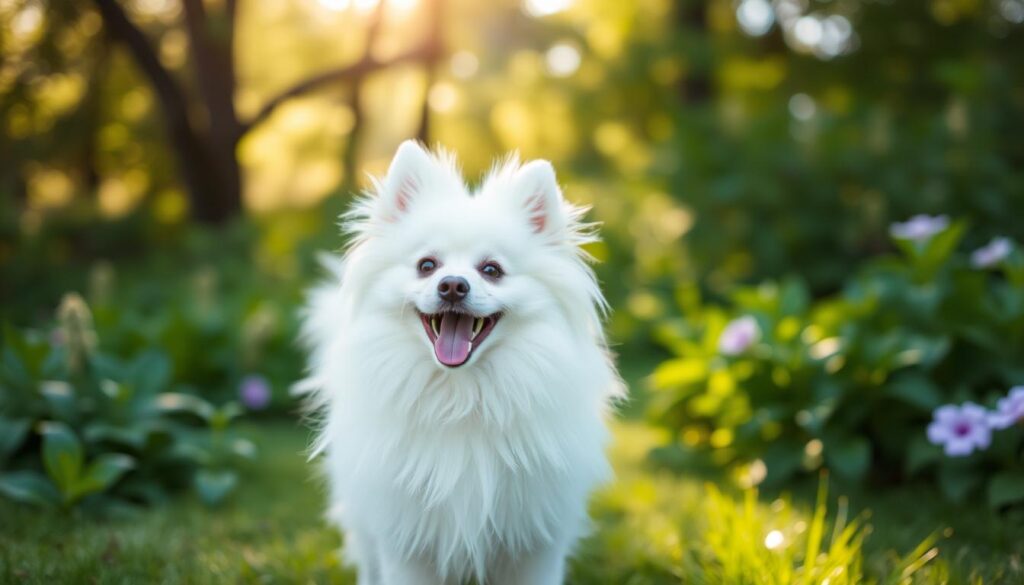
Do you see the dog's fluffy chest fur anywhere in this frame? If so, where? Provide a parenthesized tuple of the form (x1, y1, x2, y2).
(315, 322, 615, 580)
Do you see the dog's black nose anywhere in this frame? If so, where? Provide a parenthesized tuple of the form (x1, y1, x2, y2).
(437, 276, 470, 303)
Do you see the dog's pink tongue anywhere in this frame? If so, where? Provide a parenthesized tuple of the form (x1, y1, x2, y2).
(434, 313, 474, 366)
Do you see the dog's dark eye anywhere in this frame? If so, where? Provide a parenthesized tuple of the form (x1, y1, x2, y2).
(417, 258, 437, 276)
(479, 262, 504, 279)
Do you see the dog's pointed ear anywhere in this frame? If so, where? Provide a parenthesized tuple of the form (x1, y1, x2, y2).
(513, 160, 564, 236)
(378, 140, 433, 220)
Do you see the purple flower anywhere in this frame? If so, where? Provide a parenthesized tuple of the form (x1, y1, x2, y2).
(239, 375, 271, 411)
(889, 214, 950, 243)
(927, 403, 992, 457)
(970, 237, 1012, 269)
(989, 386, 1024, 430)
(719, 316, 759, 356)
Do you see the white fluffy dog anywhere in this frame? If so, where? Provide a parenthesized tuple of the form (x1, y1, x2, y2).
(297, 141, 623, 585)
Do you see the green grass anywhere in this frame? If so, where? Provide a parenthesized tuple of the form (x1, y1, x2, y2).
(2, 420, 1021, 584)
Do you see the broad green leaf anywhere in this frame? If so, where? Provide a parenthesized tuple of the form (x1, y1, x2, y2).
(1, 347, 31, 391)
(129, 350, 172, 397)
(761, 440, 804, 486)
(885, 374, 941, 411)
(151, 392, 215, 421)
(73, 453, 135, 500)
(938, 465, 981, 503)
(905, 435, 942, 476)
(83, 422, 149, 450)
(918, 220, 967, 277)
(40, 421, 84, 498)
(779, 277, 810, 316)
(824, 435, 871, 480)
(209, 402, 243, 432)
(229, 438, 258, 461)
(0, 416, 32, 459)
(0, 470, 60, 507)
(987, 472, 1024, 509)
(194, 469, 238, 506)
(39, 381, 77, 422)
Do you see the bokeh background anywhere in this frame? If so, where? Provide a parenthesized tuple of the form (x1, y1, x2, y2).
(2, 0, 1024, 582)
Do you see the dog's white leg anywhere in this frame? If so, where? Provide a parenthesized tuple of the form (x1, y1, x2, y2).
(377, 552, 444, 585)
(493, 544, 569, 585)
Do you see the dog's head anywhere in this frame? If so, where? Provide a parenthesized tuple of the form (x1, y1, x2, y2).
(343, 141, 605, 370)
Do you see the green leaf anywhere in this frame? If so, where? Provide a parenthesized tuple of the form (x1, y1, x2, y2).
(72, 453, 135, 500)
(885, 374, 942, 411)
(40, 421, 84, 499)
(194, 469, 238, 506)
(0, 470, 60, 507)
(987, 472, 1024, 509)
(83, 422, 149, 450)
(151, 393, 215, 421)
(0, 416, 32, 459)
(761, 440, 804, 486)
(938, 465, 981, 503)
(918, 220, 967, 276)
(1, 347, 32, 391)
(229, 438, 258, 461)
(129, 350, 172, 397)
(39, 381, 77, 422)
(209, 402, 243, 432)
(779, 277, 810, 316)
(905, 435, 942, 476)
(824, 435, 871, 480)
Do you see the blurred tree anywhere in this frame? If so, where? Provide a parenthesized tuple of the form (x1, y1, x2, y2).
(88, 0, 442, 223)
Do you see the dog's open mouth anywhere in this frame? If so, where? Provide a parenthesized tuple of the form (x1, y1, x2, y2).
(419, 311, 500, 367)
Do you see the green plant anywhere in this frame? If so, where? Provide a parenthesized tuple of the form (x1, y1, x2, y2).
(0, 294, 255, 511)
(649, 219, 1024, 505)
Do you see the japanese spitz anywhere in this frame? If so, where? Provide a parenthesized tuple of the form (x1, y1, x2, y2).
(297, 141, 623, 585)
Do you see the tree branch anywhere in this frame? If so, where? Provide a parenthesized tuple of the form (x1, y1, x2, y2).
(90, 0, 193, 132)
(240, 40, 440, 136)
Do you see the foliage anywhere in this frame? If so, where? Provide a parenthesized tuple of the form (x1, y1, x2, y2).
(0, 295, 255, 511)
(8, 421, 1019, 584)
(649, 220, 1024, 506)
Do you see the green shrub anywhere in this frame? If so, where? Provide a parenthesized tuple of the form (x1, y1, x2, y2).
(0, 294, 254, 511)
(648, 218, 1024, 506)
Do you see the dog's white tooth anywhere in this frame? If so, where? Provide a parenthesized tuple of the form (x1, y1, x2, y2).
(471, 318, 483, 339)
(431, 315, 440, 336)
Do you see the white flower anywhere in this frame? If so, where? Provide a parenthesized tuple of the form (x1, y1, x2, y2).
(971, 237, 1012, 269)
(889, 214, 950, 243)
(719, 316, 759, 356)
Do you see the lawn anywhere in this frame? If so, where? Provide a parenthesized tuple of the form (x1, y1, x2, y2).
(3, 417, 1022, 584)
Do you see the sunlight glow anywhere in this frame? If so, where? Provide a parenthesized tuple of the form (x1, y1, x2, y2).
(764, 529, 785, 550)
(428, 82, 458, 112)
(450, 51, 479, 79)
(390, 0, 418, 11)
(793, 16, 822, 47)
(316, 0, 417, 14)
(317, 0, 351, 11)
(315, 0, 352, 10)
(524, 0, 573, 18)
(736, 0, 774, 37)
(545, 42, 581, 77)
(1002, 0, 1024, 23)
(788, 93, 815, 121)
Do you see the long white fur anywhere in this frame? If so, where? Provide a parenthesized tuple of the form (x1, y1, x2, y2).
(297, 141, 623, 585)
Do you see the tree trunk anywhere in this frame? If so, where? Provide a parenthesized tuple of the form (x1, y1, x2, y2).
(677, 0, 712, 105)
(182, 0, 243, 222)
(92, 0, 239, 224)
